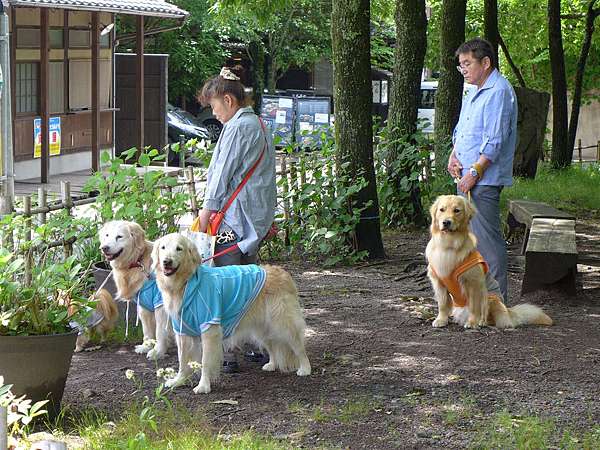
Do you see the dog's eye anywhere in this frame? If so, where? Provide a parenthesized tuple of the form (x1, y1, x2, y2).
(454, 208, 461, 213)
(116, 235, 122, 240)
(161, 245, 165, 250)
(176, 246, 183, 252)
(439, 207, 446, 212)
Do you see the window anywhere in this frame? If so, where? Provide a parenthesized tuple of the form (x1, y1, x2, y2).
(16, 28, 64, 49)
(16, 62, 39, 114)
(69, 29, 90, 48)
(420, 89, 436, 109)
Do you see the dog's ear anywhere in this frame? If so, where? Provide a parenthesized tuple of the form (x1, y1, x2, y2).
(127, 222, 145, 248)
(186, 237, 202, 266)
(463, 197, 476, 222)
(151, 239, 161, 272)
(429, 197, 440, 232)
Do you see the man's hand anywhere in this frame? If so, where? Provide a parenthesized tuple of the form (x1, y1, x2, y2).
(447, 151, 463, 179)
(198, 208, 213, 233)
(458, 172, 478, 193)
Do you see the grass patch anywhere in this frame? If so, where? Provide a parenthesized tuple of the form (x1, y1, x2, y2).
(501, 163, 600, 217)
(442, 396, 477, 426)
(472, 410, 600, 450)
(47, 403, 292, 450)
(307, 397, 380, 424)
(88, 320, 144, 346)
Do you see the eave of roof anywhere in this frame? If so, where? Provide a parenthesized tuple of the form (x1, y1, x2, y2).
(7, 0, 188, 19)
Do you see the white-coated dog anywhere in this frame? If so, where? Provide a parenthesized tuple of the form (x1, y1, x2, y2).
(99, 221, 173, 359)
(152, 233, 311, 394)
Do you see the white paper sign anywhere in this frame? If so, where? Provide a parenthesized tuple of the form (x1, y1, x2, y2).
(275, 110, 287, 124)
(299, 122, 313, 132)
(315, 113, 329, 124)
(279, 98, 293, 108)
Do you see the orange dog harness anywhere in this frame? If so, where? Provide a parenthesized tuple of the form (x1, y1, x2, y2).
(429, 251, 489, 307)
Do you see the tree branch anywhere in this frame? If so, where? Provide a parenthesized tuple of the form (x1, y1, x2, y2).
(498, 33, 527, 88)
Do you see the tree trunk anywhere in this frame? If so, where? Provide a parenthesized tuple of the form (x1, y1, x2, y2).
(484, 0, 500, 65)
(387, 0, 427, 226)
(249, 41, 266, 114)
(548, 0, 570, 168)
(331, 0, 385, 259)
(567, 1, 599, 154)
(434, 0, 467, 165)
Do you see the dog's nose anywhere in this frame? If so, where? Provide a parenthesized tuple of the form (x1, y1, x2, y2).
(163, 258, 173, 268)
(442, 219, 452, 229)
(101, 245, 110, 253)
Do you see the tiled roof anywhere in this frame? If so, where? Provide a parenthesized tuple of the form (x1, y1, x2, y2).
(8, 0, 188, 19)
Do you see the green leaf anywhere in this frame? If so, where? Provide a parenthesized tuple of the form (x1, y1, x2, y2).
(138, 153, 151, 167)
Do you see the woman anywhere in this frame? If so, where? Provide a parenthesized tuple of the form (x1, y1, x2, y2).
(197, 67, 277, 371)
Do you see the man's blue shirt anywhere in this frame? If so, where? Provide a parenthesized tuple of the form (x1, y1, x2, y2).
(453, 69, 518, 186)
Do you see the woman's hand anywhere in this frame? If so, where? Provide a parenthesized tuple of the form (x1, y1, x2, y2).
(198, 208, 214, 233)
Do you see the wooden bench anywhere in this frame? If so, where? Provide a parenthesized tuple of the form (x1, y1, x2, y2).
(507, 200, 575, 254)
(522, 218, 577, 295)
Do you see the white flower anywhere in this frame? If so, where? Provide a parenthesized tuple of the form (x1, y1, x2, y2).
(125, 369, 135, 380)
(144, 339, 157, 347)
(156, 368, 165, 379)
(188, 361, 202, 371)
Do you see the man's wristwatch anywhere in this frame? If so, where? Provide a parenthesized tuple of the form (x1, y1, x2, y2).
(469, 167, 479, 178)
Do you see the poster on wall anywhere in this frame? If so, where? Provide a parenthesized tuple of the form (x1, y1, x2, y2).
(34, 117, 61, 158)
(260, 95, 295, 146)
(295, 97, 332, 148)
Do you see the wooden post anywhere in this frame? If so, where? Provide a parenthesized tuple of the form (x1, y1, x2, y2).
(91, 12, 100, 172)
(40, 9, 50, 183)
(289, 155, 298, 207)
(38, 187, 47, 225)
(61, 182, 73, 258)
(0, 405, 7, 450)
(578, 138, 582, 163)
(185, 167, 198, 217)
(597, 140, 600, 162)
(136, 16, 145, 154)
(280, 154, 290, 245)
(0, 193, 14, 252)
(24, 195, 32, 286)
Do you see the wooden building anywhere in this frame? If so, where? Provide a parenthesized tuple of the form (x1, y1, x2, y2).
(4, 0, 187, 183)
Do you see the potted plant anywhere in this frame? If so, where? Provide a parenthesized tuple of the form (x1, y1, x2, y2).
(0, 249, 92, 417)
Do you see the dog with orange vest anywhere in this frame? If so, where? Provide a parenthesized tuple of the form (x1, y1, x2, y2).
(426, 195, 552, 329)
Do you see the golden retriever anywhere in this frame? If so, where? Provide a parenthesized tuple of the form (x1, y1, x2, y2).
(99, 220, 173, 359)
(426, 195, 552, 329)
(152, 233, 311, 394)
(74, 289, 119, 352)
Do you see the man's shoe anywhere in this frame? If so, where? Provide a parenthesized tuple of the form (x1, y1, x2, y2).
(244, 350, 269, 364)
(222, 361, 240, 374)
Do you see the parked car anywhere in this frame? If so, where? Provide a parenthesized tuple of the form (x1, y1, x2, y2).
(196, 105, 223, 142)
(418, 81, 477, 133)
(166, 104, 210, 166)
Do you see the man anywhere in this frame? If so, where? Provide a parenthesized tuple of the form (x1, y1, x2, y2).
(448, 37, 518, 302)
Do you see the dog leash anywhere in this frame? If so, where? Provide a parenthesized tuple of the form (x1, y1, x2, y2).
(201, 243, 240, 264)
(455, 177, 472, 202)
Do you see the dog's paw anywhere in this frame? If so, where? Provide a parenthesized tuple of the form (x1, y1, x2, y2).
(296, 366, 311, 376)
(146, 348, 167, 360)
(165, 375, 187, 389)
(432, 317, 448, 328)
(193, 380, 211, 394)
(261, 361, 276, 372)
(134, 344, 152, 354)
(464, 320, 479, 329)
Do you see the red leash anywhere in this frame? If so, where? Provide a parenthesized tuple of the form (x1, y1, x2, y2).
(201, 243, 239, 264)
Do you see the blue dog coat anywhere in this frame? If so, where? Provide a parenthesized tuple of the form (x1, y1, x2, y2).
(135, 274, 163, 312)
(171, 264, 266, 338)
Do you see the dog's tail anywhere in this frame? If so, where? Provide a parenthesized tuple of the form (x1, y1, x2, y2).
(95, 288, 119, 325)
(507, 304, 553, 327)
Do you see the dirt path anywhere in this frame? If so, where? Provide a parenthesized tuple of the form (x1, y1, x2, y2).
(63, 223, 600, 449)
